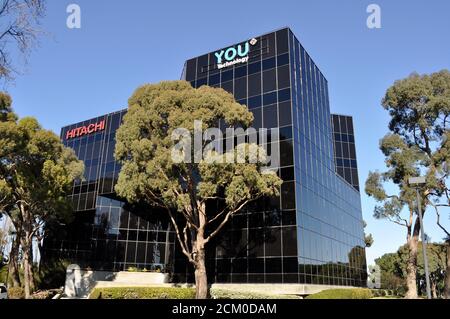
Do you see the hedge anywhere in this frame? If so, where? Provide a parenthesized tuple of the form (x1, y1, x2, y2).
(210, 289, 301, 299)
(88, 287, 303, 299)
(0, 265, 7, 284)
(305, 288, 373, 299)
(7, 287, 25, 299)
(88, 287, 196, 299)
(35, 258, 71, 290)
(370, 289, 402, 298)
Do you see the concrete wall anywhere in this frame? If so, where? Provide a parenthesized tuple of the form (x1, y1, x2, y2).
(64, 265, 170, 298)
(64, 265, 357, 298)
(210, 283, 354, 297)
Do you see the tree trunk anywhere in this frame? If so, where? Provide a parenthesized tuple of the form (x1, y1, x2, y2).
(27, 245, 35, 292)
(405, 216, 421, 299)
(445, 242, 450, 299)
(8, 233, 21, 287)
(405, 236, 419, 299)
(19, 203, 35, 298)
(405, 238, 418, 299)
(20, 238, 35, 298)
(194, 203, 208, 299)
(431, 280, 437, 299)
(194, 247, 208, 299)
(22, 243, 31, 299)
(7, 260, 19, 287)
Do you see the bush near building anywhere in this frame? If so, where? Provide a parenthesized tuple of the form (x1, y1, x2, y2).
(35, 258, 71, 290)
(370, 289, 403, 299)
(210, 289, 301, 299)
(7, 287, 25, 299)
(305, 288, 373, 299)
(88, 287, 304, 299)
(0, 265, 7, 284)
(88, 287, 196, 299)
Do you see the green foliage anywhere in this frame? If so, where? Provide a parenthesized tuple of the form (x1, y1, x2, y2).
(398, 242, 447, 296)
(382, 71, 450, 142)
(376, 252, 402, 277)
(0, 92, 84, 297)
(88, 287, 196, 299)
(0, 92, 16, 122)
(375, 242, 447, 296)
(35, 259, 71, 290)
(126, 266, 161, 273)
(367, 70, 450, 297)
(114, 81, 282, 299)
(0, 264, 7, 284)
(30, 290, 54, 300)
(363, 221, 374, 248)
(210, 289, 301, 299)
(7, 286, 25, 299)
(305, 288, 373, 299)
(0, 227, 6, 260)
(115, 81, 281, 214)
(370, 289, 402, 298)
(88, 287, 302, 299)
(367, 70, 450, 222)
(0, 92, 84, 218)
(364, 233, 374, 248)
(397, 243, 446, 278)
(30, 289, 62, 300)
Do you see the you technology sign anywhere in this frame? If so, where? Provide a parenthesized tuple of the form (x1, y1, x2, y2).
(65, 120, 106, 140)
(214, 38, 257, 69)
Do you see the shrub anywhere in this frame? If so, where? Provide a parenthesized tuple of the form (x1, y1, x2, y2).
(89, 287, 196, 299)
(370, 289, 381, 297)
(371, 289, 403, 298)
(0, 265, 7, 284)
(35, 258, 71, 290)
(8, 286, 25, 299)
(306, 288, 373, 299)
(127, 266, 162, 273)
(210, 289, 301, 299)
(30, 290, 61, 300)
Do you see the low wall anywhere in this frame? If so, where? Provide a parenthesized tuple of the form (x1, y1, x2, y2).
(210, 283, 355, 297)
(64, 264, 358, 298)
(64, 265, 170, 298)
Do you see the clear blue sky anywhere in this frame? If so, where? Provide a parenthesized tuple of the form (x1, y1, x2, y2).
(4, 0, 450, 265)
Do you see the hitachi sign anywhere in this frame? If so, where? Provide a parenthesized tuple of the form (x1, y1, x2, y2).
(65, 120, 105, 140)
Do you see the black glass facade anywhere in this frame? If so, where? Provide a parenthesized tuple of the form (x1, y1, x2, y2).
(178, 28, 367, 287)
(332, 114, 360, 191)
(46, 27, 366, 287)
(44, 110, 175, 272)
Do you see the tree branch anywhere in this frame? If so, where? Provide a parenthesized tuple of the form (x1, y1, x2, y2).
(164, 206, 195, 264)
(386, 214, 409, 228)
(430, 202, 450, 238)
(204, 196, 261, 245)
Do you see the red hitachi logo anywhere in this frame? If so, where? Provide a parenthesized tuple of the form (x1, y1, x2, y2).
(65, 120, 106, 140)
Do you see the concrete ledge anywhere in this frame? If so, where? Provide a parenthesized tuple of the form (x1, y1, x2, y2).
(64, 265, 171, 298)
(107, 272, 170, 284)
(90, 283, 354, 297)
(64, 264, 361, 299)
(93, 282, 193, 289)
(210, 283, 356, 296)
